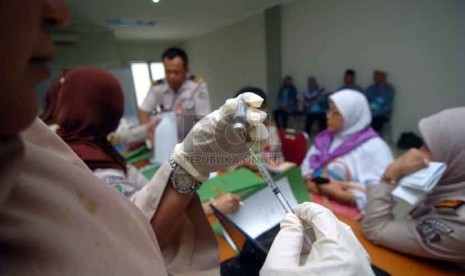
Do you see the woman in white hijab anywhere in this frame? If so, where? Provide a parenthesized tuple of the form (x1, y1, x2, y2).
(362, 107, 465, 264)
(301, 89, 393, 217)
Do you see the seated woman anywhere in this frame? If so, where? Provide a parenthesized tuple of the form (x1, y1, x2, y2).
(301, 89, 393, 218)
(54, 67, 241, 214)
(362, 108, 465, 264)
(41, 70, 160, 147)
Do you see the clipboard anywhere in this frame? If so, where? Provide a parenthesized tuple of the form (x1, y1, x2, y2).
(211, 204, 268, 256)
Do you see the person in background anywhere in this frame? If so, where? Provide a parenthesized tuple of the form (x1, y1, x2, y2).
(41, 71, 160, 147)
(362, 108, 465, 265)
(273, 75, 298, 129)
(138, 47, 211, 144)
(303, 76, 327, 135)
(339, 69, 364, 93)
(301, 89, 393, 218)
(54, 67, 150, 198)
(365, 70, 395, 132)
(54, 67, 242, 216)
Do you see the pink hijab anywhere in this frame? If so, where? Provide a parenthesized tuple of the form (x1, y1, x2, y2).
(419, 107, 465, 204)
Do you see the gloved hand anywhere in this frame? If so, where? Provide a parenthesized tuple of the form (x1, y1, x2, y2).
(173, 92, 269, 182)
(260, 202, 374, 276)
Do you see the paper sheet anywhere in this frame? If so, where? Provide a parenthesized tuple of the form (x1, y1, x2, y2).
(391, 161, 447, 219)
(226, 177, 298, 239)
(153, 112, 178, 163)
(397, 162, 446, 192)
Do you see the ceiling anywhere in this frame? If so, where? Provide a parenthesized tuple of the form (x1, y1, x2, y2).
(65, 0, 293, 41)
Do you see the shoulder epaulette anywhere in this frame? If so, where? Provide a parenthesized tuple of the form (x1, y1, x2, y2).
(189, 75, 204, 84)
(151, 79, 165, 86)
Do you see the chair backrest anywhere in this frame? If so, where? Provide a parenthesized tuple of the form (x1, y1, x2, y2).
(278, 128, 309, 166)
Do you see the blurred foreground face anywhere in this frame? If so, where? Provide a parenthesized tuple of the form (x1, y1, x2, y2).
(163, 56, 187, 92)
(0, 0, 70, 136)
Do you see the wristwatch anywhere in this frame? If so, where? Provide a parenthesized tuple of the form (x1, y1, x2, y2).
(169, 157, 202, 194)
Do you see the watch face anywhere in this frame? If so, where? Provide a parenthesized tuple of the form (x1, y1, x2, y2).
(171, 167, 196, 194)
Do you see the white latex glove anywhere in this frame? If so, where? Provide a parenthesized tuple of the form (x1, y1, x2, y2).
(173, 92, 269, 182)
(260, 202, 374, 276)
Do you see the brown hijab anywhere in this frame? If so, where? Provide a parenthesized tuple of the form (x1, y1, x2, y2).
(55, 67, 127, 173)
(419, 107, 465, 204)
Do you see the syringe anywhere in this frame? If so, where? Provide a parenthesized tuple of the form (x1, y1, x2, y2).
(249, 149, 294, 213)
(234, 98, 314, 247)
(234, 98, 294, 213)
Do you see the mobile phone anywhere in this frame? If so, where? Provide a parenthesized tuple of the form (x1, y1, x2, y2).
(311, 176, 330, 185)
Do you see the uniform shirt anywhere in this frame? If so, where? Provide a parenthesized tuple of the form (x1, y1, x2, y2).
(140, 75, 211, 140)
(365, 83, 395, 118)
(0, 119, 165, 275)
(303, 87, 327, 114)
(362, 183, 465, 264)
(277, 86, 298, 114)
(94, 165, 148, 198)
(0, 119, 220, 276)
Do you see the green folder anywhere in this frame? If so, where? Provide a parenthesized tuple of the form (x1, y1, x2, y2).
(140, 163, 161, 180)
(198, 169, 265, 202)
(123, 146, 152, 165)
(198, 166, 310, 203)
(273, 166, 311, 204)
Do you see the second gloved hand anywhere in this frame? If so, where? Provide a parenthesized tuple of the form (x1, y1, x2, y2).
(260, 202, 374, 276)
(173, 92, 269, 182)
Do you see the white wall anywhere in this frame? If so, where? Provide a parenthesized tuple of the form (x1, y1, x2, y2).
(185, 13, 268, 109)
(53, 32, 184, 68)
(281, 0, 465, 139)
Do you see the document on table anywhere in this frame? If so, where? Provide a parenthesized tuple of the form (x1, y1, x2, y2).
(153, 112, 178, 163)
(226, 177, 298, 239)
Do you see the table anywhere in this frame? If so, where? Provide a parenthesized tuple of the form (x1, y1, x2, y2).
(211, 213, 464, 275)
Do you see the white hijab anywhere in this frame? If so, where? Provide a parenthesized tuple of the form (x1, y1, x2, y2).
(329, 89, 372, 137)
(419, 107, 465, 203)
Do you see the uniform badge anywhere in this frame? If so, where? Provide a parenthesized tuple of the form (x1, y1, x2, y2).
(434, 199, 464, 215)
(416, 218, 454, 244)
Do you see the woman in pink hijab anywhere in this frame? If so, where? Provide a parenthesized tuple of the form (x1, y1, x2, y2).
(363, 107, 465, 265)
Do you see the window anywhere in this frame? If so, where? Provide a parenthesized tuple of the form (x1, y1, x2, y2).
(130, 62, 165, 106)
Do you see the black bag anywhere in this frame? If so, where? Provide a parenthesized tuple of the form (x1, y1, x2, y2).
(396, 132, 424, 150)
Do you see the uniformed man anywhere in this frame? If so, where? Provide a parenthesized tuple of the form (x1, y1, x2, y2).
(138, 47, 211, 143)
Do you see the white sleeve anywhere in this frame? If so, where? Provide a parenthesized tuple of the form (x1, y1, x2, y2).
(126, 165, 148, 192)
(194, 82, 211, 119)
(354, 137, 394, 187)
(300, 145, 319, 177)
(139, 86, 159, 112)
(93, 167, 148, 199)
(113, 125, 148, 146)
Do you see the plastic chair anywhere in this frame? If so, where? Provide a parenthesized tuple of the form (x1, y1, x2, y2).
(278, 128, 309, 166)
